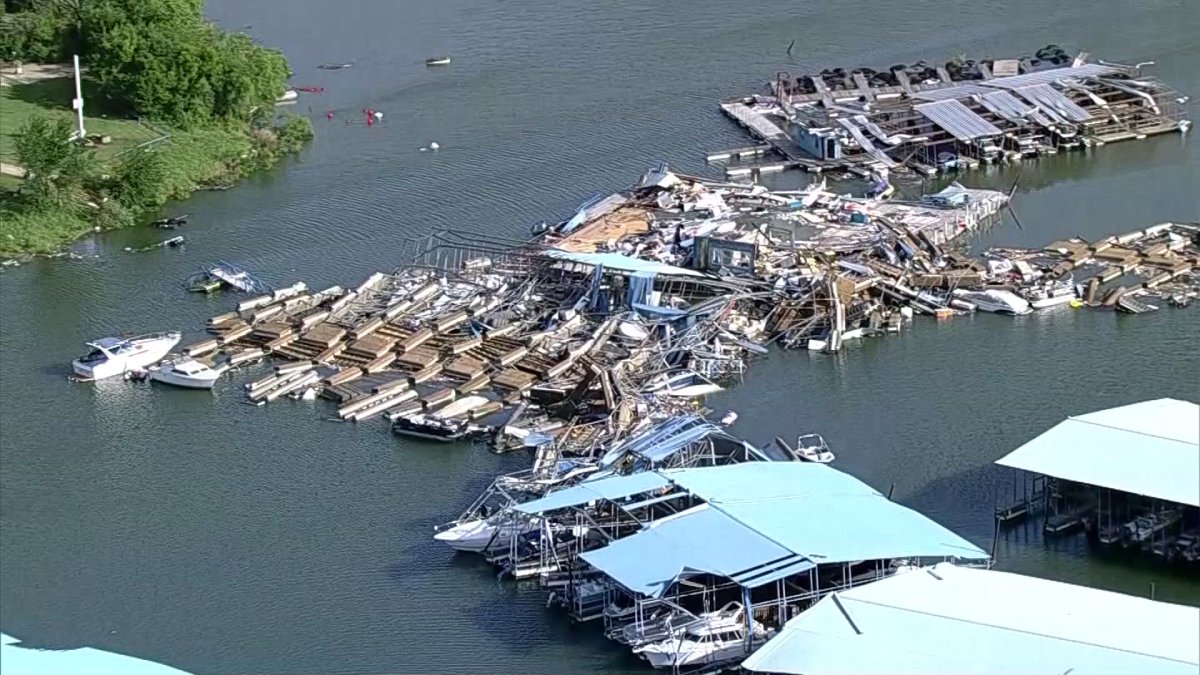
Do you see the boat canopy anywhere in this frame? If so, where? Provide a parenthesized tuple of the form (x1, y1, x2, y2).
(88, 337, 127, 350)
(741, 563, 1200, 675)
(570, 462, 987, 597)
(996, 398, 1200, 507)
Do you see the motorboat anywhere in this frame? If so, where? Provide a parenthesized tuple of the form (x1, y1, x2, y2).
(72, 332, 181, 381)
(952, 288, 1032, 315)
(634, 603, 771, 669)
(1023, 281, 1077, 309)
(795, 433, 836, 463)
(148, 358, 222, 389)
(392, 414, 484, 442)
(425, 56, 451, 66)
(433, 516, 536, 553)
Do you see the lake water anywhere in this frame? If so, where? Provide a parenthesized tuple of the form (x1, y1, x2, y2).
(1, 1, 1197, 673)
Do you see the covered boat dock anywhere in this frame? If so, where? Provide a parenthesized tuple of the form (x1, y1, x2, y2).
(995, 398, 1199, 562)
(741, 563, 1200, 675)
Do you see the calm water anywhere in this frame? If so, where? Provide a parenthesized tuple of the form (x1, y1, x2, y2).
(2, 1, 1198, 673)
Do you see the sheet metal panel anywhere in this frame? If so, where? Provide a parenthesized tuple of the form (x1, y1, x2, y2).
(975, 90, 1035, 122)
(913, 99, 1002, 141)
(1015, 83, 1092, 122)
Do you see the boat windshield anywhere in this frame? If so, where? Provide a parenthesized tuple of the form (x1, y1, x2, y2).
(78, 348, 109, 364)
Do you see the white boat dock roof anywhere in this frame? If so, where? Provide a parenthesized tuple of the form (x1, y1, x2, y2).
(1, 633, 191, 675)
(995, 398, 1200, 507)
(742, 563, 1200, 675)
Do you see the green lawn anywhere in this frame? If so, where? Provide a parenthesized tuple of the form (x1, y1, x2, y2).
(0, 78, 163, 166)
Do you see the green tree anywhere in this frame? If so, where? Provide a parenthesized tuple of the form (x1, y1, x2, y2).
(111, 147, 168, 211)
(14, 116, 95, 205)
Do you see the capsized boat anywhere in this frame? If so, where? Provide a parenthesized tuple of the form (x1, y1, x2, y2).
(72, 332, 181, 381)
(952, 288, 1032, 315)
(148, 358, 222, 389)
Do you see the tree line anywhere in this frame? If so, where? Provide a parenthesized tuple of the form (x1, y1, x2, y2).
(2, 0, 290, 127)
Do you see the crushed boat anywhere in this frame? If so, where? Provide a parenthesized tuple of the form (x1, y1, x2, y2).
(952, 289, 1032, 315)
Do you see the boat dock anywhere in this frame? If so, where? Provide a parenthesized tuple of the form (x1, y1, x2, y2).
(995, 398, 1200, 564)
(711, 46, 1190, 178)
(741, 563, 1200, 675)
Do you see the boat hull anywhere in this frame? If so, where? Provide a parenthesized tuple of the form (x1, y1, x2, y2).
(72, 335, 180, 380)
(148, 369, 219, 389)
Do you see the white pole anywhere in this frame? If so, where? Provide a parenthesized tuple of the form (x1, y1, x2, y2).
(72, 54, 85, 140)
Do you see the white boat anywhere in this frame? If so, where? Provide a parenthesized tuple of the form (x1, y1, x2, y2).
(634, 603, 771, 669)
(148, 358, 222, 389)
(433, 516, 536, 553)
(1023, 281, 1077, 309)
(72, 332, 181, 381)
(952, 289, 1032, 315)
(795, 433, 835, 463)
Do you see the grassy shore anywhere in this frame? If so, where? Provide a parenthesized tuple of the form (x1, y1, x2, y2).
(0, 77, 308, 258)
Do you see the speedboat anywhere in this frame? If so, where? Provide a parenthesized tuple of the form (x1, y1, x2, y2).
(433, 516, 536, 553)
(634, 603, 771, 669)
(795, 433, 835, 463)
(148, 358, 222, 389)
(72, 332, 181, 381)
(952, 289, 1032, 315)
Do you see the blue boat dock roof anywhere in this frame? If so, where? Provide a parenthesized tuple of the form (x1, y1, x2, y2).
(520, 462, 988, 597)
(742, 563, 1200, 675)
(1, 633, 190, 675)
(996, 398, 1199, 507)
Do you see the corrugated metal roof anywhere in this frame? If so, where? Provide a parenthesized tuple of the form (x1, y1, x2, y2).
(913, 99, 1002, 141)
(996, 398, 1199, 507)
(1015, 83, 1092, 122)
(975, 90, 1035, 122)
(911, 84, 993, 101)
(742, 563, 1200, 675)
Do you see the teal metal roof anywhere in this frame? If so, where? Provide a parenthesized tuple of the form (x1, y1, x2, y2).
(742, 564, 1200, 675)
(580, 505, 812, 597)
(996, 398, 1199, 507)
(1, 634, 190, 675)
(573, 462, 987, 596)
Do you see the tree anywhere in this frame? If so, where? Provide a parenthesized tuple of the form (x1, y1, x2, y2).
(112, 147, 167, 211)
(81, 0, 287, 127)
(14, 116, 95, 205)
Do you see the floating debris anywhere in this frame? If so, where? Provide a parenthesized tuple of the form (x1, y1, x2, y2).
(185, 261, 273, 294)
(318, 62, 353, 70)
(152, 215, 188, 229)
(125, 236, 185, 253)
